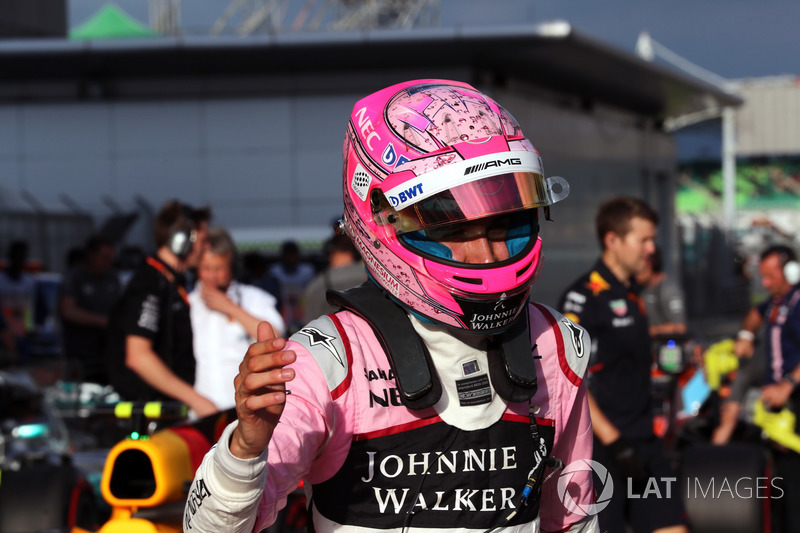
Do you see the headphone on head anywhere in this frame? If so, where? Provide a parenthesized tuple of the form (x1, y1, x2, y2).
(768, 245, 800, 286)
(167, 204, 198, 260)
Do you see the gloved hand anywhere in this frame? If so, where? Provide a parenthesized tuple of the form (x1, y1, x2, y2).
(606, 437, 647, 480)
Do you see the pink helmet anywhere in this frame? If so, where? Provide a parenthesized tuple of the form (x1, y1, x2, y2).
(341, 80, 569, 333)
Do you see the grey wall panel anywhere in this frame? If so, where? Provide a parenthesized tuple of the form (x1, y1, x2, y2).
(504, 102, 638, 161)
(212, 204, 295, 230)
(203, 99, 292, 151)
(206, 153, 293, 205)
(296, 200, 345, 229)
(0, 160, 22, 199)
(115, 155, 207, 206)
(21, 105, 111, 157)
(295, 149, 342, 206)
(113, 102, 203, 154)
(293, 94, 356, 150)
(0, 108, 20, 158)
(24, 157, 114, 209)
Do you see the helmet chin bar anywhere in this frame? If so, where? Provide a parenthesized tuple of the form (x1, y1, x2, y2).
(451, 288, 532, 333)
(327, 281, 538, 410)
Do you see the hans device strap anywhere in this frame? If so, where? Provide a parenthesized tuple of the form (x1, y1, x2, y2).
(327, 281, 538, 410)
(487, 305, 538, 403)
(328, 282, 441, 410)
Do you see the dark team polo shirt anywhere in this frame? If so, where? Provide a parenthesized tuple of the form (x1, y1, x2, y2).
(105, 255, 195, 402)
(757, 285, 800, 385)
(558, 259, 652, 438)
(60, 265, 122, 381)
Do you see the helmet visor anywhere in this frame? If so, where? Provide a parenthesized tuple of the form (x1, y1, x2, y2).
(374, 171, 568, 235)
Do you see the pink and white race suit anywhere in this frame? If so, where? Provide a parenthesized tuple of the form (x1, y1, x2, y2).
(184, 301, 597, 533)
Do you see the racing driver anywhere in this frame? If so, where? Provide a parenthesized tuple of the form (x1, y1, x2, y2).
(184, 79, 598, 533)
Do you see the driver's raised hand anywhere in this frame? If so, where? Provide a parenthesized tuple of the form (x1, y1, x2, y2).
(230, 321, 296, 459)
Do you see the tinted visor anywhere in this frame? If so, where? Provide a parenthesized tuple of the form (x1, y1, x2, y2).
(373, 171, 565, 235)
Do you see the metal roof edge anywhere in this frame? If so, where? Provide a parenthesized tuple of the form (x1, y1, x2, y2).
(561, 26, 743, 107)
(0, 22, 742, 108)
(0, 21, 574, 53)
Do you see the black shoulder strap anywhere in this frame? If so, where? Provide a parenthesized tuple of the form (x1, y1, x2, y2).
(327, 282, 538, 409)
(487, 305, 538, 403)
(327, 282, 441, 410)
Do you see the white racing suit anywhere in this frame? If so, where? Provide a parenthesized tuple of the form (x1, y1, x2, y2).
(184, 302, 598, 532)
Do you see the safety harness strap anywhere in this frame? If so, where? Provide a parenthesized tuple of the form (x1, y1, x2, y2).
(327, 281, 537, 410)
(327, 281, 440, 410)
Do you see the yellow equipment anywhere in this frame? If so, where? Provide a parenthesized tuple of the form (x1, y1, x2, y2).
(71, 406, 235, 533)
(753, 400, 800, 454)
(703, 339, 800, 454)
(703, 339, 739, 391)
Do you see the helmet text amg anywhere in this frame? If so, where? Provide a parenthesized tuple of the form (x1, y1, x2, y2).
(464, 158, 523, 176)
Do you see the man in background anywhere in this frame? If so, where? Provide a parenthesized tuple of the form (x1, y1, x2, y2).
(190, 227, 285, 412)
(303, 232, 366, 322)
(269, 240, 316, 334)
(59, 234, 121, 383)
(711, 244, 800, 532)
(559, 196, 688, 533)
(0, 240, 36, 358)
(636, 246, 687, 337)
(105, 200, 217, 417)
